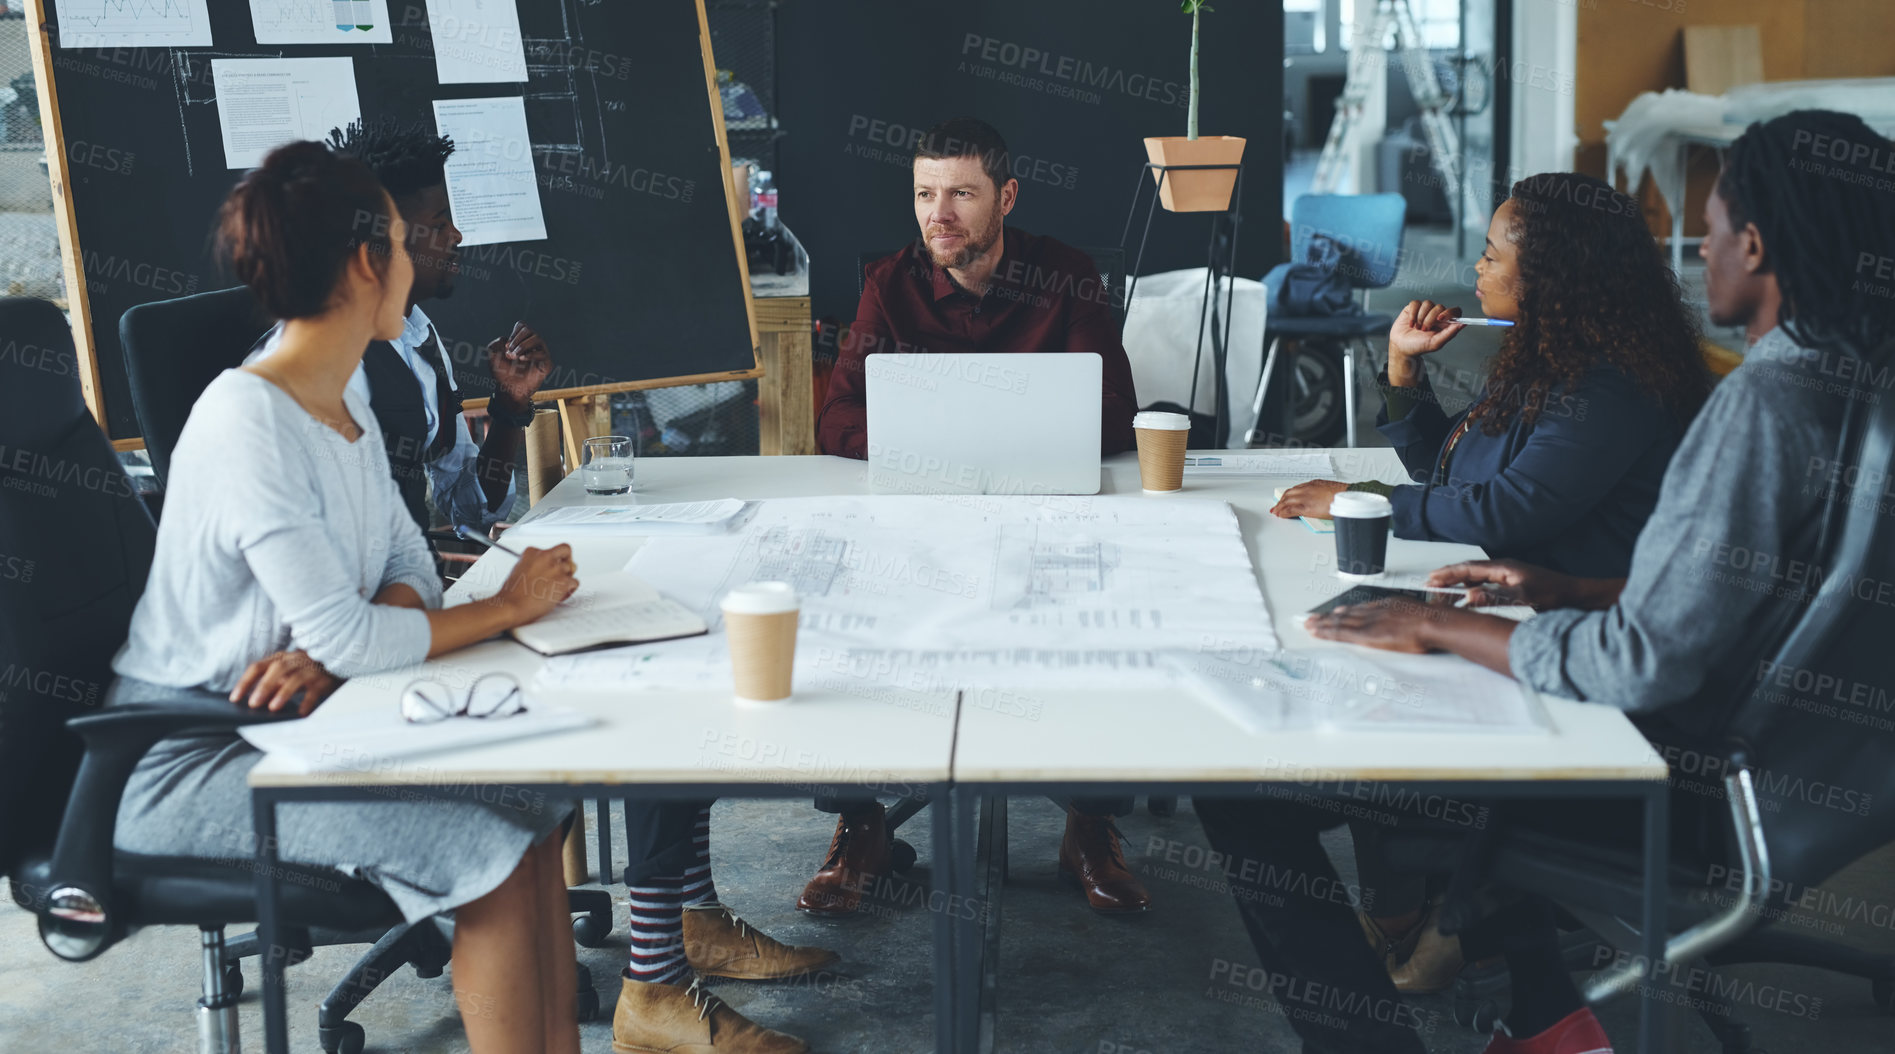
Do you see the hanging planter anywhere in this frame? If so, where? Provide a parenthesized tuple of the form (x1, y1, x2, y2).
(1146, 0, 1246, 212)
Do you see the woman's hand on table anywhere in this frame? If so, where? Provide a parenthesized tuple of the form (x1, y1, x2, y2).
(1271, 479, 1350, 519)
(494, 543, 579, 624)
(230, 650, 340, 716)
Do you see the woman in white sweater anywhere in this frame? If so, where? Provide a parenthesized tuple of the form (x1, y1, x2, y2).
(111, 140, 582, 1053)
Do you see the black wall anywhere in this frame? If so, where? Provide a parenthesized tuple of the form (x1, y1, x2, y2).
(774, 0, 1285, 324)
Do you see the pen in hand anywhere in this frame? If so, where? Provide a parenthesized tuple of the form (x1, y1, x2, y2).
(453, 524, 526, 558)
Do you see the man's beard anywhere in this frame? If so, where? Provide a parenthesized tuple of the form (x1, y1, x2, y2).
(927, 212, 1002, 271)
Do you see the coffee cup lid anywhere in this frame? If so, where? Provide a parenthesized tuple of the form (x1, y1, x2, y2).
(720, 581, 799, 615)
(1132, 411, 1191, 431)
(1330, 491, 1393, 518)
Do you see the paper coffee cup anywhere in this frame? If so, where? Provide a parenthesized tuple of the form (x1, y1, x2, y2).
(720, 582, 799, 703)
(1132, 411, 1191, 493)
(1330, 491, 1393, 579)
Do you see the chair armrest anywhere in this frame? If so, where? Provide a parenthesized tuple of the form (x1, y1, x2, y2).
(47, 704, 283, 907)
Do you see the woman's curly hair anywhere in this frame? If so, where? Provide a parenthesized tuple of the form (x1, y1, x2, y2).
(1474, 172, 1712, 435)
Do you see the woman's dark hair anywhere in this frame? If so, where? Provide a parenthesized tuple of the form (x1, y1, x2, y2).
(215, 139, 393, 319)
(1476, 172, 1712, 436)
(1716, 110, 1895, 359)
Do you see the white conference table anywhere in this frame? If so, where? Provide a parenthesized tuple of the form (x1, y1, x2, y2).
(248, 450, 1669, 1054)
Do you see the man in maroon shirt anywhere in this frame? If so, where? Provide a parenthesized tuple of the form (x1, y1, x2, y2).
(805, 118, 1150, 919)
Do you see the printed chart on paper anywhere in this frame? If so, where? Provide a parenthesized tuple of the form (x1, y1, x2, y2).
(626, 495, 1276, 656)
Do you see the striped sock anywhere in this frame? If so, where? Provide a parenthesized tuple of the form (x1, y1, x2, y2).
(625, 874, 689, 986)
(681, 805, 718, 907)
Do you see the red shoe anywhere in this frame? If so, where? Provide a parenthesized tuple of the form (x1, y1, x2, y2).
(1481, 1008, 1614, 1054)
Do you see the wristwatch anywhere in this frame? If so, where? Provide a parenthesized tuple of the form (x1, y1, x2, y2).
(486, 398, 538, 429)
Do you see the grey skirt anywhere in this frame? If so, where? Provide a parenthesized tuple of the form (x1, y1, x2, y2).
(110, 676, 571, 923)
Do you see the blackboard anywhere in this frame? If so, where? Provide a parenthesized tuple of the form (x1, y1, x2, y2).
(35, 0, 757, 440)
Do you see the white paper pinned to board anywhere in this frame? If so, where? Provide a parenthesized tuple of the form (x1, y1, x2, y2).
(212, 58, 362, 170)
(432, 96, 546, 245)
(424, 0, 528, 83)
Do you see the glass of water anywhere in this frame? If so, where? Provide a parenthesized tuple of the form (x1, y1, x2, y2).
(581, 435, 633, 495)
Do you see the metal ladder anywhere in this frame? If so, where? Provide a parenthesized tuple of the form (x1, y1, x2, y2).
(1310, 0, 1461, 203)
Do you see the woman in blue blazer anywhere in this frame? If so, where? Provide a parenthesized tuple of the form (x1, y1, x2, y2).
(1273, 172, 1713, 578)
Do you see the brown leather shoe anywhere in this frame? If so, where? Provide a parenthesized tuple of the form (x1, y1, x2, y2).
(684, 905, 840, 981)
(796, 804, 890, 917)
(1387, 899, 1465, 994)
(1356, 910, 1423, 973)
(612, 974, 808, 1054)
(1056, 812, 1151, 914)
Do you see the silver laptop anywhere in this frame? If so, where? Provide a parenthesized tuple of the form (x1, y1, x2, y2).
(865, 352, 1102, 496)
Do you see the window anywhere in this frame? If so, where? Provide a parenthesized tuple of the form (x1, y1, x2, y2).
(1285, 0, 1326, 55)
(1341, 0, 1461, 52)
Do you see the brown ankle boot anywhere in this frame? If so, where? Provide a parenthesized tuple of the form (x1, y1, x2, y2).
(796, 804, 890, 918)
(684, 905, 840, 981)
(1056, 812, 1151, 914)
(611, 974, 808, 1054)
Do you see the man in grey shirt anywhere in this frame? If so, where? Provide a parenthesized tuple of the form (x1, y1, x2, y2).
(1196, 110, 1895, 1054)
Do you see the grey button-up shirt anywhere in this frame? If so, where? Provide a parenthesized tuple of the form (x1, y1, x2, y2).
(1509, 327, 1865, 741)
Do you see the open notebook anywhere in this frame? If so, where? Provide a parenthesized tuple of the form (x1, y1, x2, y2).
(468, 571, 709, 655)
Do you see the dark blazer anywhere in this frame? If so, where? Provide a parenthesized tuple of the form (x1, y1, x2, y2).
(360, 337, 460, 532)
(1378, 365, 1683, 578)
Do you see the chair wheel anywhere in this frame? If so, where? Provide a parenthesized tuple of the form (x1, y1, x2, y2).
(220, 962, 244, 1000)
(1147, 796, 1177, 817)
(319, 1020, 366, 1054)
(889, 838, 919, 873)
(1453, 996, 1501, 1034)
(573, 910, 612, 947)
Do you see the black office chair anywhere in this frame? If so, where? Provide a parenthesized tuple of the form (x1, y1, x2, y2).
(1381, 351, 1895, 1051)
(119, 285, 276, 489)
(0, 298, 599, 1053)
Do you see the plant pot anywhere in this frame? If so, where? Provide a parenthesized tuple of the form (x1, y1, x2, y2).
(1143, 136, 1247, 212)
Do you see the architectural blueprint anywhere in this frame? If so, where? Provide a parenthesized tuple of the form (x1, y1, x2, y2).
(624, 495, 1276, 657)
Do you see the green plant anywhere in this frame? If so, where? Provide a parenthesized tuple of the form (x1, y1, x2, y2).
(1181, 0, 1212, 139)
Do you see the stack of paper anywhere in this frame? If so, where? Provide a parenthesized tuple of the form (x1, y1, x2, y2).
(239, 702, 594, 773)
(1184, 451, 1335, 477)
(508, 499, 748, 537)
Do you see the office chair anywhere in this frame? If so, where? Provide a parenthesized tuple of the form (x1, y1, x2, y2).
(0, 298, 600, 1053)
(1246, 192, 1408, 449)
(119, 286, 276, 489)
(1379, 350, 1895, 1052)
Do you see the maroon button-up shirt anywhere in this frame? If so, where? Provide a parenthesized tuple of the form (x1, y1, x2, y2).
(816, 228, 1140, 460)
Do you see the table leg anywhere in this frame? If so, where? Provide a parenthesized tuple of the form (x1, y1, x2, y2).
(930, 783, 957, 1054)
(252, 792, 288, 1054)
(1637, 785, 1670, 1054)
(952, 786, 982, 1054)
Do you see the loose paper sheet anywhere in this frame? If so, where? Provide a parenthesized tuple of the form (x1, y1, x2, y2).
(424, 0, 527, 83)
(433, 97, 546, 245)
(248, 0, 393, 43)
(213, 58, 361, 170)
(58, 0, 213, 48)
(508, 499, 749, 537)
(1184, 451, 1336, 477)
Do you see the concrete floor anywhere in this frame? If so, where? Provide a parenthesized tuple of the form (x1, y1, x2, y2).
(5, 795, 1895, 1053)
